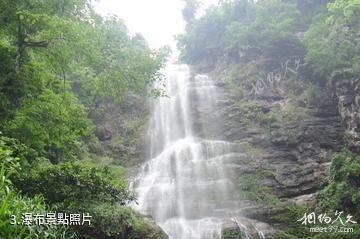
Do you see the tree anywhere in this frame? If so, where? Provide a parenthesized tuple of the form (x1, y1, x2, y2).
(182, 0, 200, 25)
(0, 0, 169, 238)
(0, 0, 168, 160)
(5, 90, 92, 163)
(304, 0, 360, 77)
(178, 0, 301, 64)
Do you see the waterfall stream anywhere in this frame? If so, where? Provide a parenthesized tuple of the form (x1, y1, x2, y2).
(133, 64, 249, 239)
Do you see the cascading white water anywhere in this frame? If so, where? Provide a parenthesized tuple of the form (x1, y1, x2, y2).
(132, 64, 245, 239)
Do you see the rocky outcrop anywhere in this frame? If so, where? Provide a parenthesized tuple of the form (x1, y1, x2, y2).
(216, 93, 344, 237)
(330, 68, 360, 153)
(199, 73, 344, 200)
(222, 217, 275, 239)
(190, 56, 348, 237)
(142, 216, 169, 239)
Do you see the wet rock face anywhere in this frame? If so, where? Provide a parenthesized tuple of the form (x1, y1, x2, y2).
(201, 81, 344, 199)
(178, 67, 345, 238)
(264, 115, 343, 197)
(188, 54, 360, 238)
(331, 69, 360, 153)
(222, 217, 276, 239)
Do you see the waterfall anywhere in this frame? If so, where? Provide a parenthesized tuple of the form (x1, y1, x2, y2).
(132, 64, 244, 239)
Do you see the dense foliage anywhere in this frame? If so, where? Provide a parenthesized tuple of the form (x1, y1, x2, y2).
(1, 0, 359, 238)
(179, 0, 359, 78)
(0, 0, 167, 155)
(317, 149, 360, 217)
(0, 0, 168, 238)
(12, 160, 135, 206)
(177, 0, 304, 65)
(0, 135, 166, 238)
(304, 0, 360, 77)
(5, 90, 92, 162)
(0, 138, 75, 238)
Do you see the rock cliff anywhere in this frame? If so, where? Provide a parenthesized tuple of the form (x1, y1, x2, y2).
(187, 51, 357, 237)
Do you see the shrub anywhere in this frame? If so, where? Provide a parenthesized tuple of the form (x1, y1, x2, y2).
(316, 149, 360, 216)
(72, 203, 167, 239)
(12, 160, 135, 207)
(0, 143, 74, 239)
(238, 170, 279, 206)
(5, 89, 93, 163)
(299, 83, 328, 107)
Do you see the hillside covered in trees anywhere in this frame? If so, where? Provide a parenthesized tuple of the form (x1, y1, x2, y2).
(0, 0, 168, 238)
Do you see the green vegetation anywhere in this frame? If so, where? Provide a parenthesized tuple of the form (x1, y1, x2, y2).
(76, 204, 167, 239)
(79, 155, 129, 179)
(238, 170, 279, 206)
(5, 90, 92, 162)
(0, 138, 74, 238)
(299, 83, 328, 107)
(241, 141, 265, 156)
(304, 0, 360, 78)
(179, 0, 359, 100)
(1, 0, 359, 238)
(236, 100, 276, 126)
(272, 149, 360, 239)
(316, 149, 360, 217)
(0, 141, 166, 238)
(272, 205, 312, 239)
(0, 0, 168, 238)
(182, 0, 200, 26)
(222, 227, 243, 239)
(235, 99, 304, 129)
(12, 160, 135, 206)
(177, 0, 304, 65)
(179, 0, 359, 75)
(0, 129, 164, 238)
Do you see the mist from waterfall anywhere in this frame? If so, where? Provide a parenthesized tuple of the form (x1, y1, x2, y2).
(133, 64, 245, 239)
